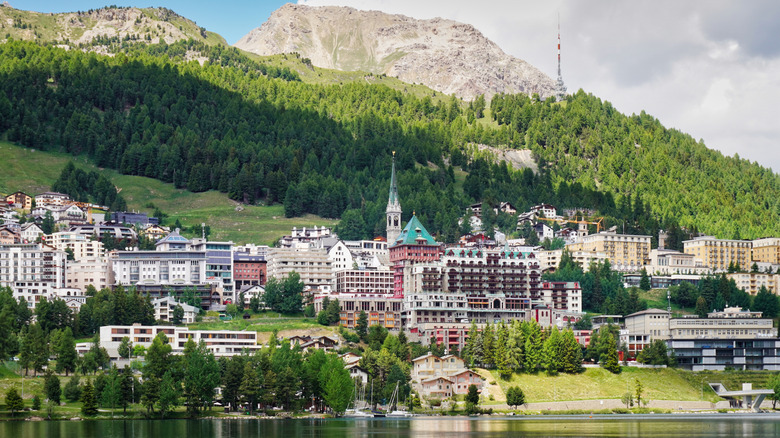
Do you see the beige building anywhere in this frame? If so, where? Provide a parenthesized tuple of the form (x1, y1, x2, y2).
(266, 247, 333, 291)
(647, 248, 711, 275)
(537, 248, 608, 272)
(752, 238, 780, 265)
(335, 268, 393, 294)
(726, 272, 780, 296)
(624, 308, 671, 341)
(669, 307, 773, 339)
(683, 236, 752, 272)
(566, 231, 650, 272)
(66, 258, 111, 292)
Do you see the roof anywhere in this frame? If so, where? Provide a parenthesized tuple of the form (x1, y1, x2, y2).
(626, 308, 670, 318)
(388, 154, 400, 207)
(393, 215, 436, 246)
(421, 376, 453, 384)
(156, 228, 190, 245)
(412, 353, 440, 362)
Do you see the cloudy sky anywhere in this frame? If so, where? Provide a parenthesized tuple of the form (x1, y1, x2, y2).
(294, 0, 780, 173)
(21, 0, 780, 172)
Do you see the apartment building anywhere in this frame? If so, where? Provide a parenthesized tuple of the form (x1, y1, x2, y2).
(683, 236, 752, 272)
(0, 243, 67, 308)
(726, 272, 780, 296)
(46, 231, 105, 261)
(752, 238, 780, 265)
(266, 247, 333, 291)
(567, 231, 651, 272)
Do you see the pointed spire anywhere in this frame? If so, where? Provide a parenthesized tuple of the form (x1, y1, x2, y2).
(388, 151, 400, 207)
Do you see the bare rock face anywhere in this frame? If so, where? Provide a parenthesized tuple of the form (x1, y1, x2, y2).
(235, 4, 555, 101)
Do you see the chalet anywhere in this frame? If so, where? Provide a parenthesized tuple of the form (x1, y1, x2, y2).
(300, 336, 339, 353)
(345, 363, 369, 384)
(449, 369, 484, 395)
(420, 376, 453, 398)
(340, 352, 362, 366)
(533, 222, 554, 241)
(142, 224, 170, 241)
(5, 191, 32, 210)
(0, 226, 20, 244)
(20, 223, 44, 243)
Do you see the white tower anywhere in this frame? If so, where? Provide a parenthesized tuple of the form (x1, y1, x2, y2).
(386, 152, 402, 244)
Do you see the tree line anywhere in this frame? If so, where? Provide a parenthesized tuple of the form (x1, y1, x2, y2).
(3, 40, 779, 243)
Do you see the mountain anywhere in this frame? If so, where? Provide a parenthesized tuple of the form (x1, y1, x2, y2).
(235, 4, 555, 101)
(0, 5, 226, 48)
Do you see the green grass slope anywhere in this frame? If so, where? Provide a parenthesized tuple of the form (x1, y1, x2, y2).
(0, 142, 336, 245)
(487, 367, 723, 403)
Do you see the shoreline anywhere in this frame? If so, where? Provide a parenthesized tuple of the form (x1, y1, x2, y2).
(5, 408, 779, 423)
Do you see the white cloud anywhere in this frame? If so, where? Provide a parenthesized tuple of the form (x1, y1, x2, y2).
(297, 0, 780, 171)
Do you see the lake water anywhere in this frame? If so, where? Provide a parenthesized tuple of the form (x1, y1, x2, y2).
(2, 415, 780, 437)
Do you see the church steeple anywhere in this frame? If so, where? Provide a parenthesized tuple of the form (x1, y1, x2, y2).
(386, 151, 402, 244)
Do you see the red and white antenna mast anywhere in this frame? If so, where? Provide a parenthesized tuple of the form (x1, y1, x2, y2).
(554, 12, 567, 102)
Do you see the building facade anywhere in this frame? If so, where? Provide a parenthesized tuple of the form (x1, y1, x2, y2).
(683, 236, 752, 272)
(566, 231, 651, 272)
(100, 325, 259, 359)
(233, 252, 266, 290)
(726, 272, 780, 296)
(751, 238, 780, 265)
(0, 243, 67, 308)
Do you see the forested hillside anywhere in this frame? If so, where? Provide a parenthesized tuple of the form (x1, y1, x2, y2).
(1, 40, 779, 242)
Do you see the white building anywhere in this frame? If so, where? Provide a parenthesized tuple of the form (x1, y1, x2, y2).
(328, 240, 355, 273)
(46, 231, 105, 261)
(109, 250, 207, 286)
(152, 297, 199, 324)
(100, 325, 260, 359)
(34, 192, 71, 208)
(20, 223, 44, 243)
(647, 248, 711, 276)
(0, 243, 67, 308)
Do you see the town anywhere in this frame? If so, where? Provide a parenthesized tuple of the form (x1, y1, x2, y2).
(1, 156, 780, 417)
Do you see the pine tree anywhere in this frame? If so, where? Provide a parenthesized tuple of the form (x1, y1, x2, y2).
(600, 333, 621, 374)
(639, 268, 651, 291)
(523, 323, 543, 372)
(56, 327, 77, 376)
(694, 296, 709, 318)
(44, 372, 61, 404)
(5, 387, 24, 415)
(81, 380, 98, 416)
(542, 327, 563, 375)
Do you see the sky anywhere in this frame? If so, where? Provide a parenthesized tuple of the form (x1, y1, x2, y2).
(15, 0, 780, 172)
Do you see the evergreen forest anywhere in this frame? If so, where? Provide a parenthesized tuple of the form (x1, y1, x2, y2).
(2, 40, 779, 243)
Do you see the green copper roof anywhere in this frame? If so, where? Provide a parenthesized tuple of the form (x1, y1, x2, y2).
(388, 154, 400, 207)
(393, 215, 437, 246)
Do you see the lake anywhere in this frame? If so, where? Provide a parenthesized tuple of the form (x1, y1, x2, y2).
(2, 414, 780, 437)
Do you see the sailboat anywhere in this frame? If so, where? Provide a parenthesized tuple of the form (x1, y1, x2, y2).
(344, 380, 373, 418)
(386, 382, 411, 417)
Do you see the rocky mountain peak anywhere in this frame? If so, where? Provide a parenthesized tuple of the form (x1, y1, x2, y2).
(235, 4, 555, 101)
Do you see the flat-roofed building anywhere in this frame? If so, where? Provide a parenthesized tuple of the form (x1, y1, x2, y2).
(567, 231, 651, 272)
(0, 243, 67, 308)
(726, 272, 780, 296)
(683, 236, 752, 272)
(100, 325, 259, 359)
(335, 268, 393, 295)
(46, 231, 105, 261)
(625, 308, 671, 341)
(267, 247, 333, 291)
(752, 238, 780, 265)
(648, 248, 711, 276)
